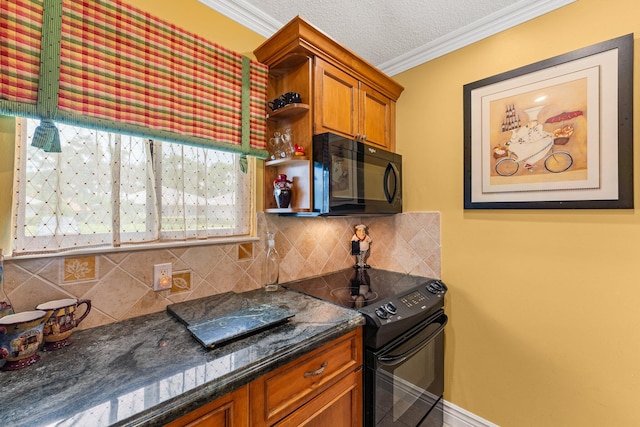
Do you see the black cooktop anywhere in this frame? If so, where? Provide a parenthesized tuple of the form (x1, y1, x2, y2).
(284, 268, 447, 349)
(284, 268, 436, 308)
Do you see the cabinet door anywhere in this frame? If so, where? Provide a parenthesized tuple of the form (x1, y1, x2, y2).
(250, 329, 362, 426)
(314, 57, 359, 139)
(360, 83, 393, 150)
(274, 370, 362, 427)
(165, 386, 249, 427)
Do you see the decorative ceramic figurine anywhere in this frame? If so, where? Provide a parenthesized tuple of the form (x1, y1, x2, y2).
(351, 224, 372, 268)
(273, 174, 293, 209)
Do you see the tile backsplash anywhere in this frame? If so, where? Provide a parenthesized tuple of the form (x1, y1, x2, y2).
(2, 212, 440, 329)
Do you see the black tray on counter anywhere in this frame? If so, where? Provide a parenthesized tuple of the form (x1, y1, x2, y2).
(167, 292, 294, 348)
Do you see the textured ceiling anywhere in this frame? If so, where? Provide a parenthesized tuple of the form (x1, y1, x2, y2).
(199, 0, 575, 75)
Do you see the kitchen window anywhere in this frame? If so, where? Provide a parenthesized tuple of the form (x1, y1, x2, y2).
(12, 118, 253, 256)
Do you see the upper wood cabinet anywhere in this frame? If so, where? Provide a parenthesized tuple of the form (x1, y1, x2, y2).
(254, 16, 403, 212)
(314, 57, 394, 149)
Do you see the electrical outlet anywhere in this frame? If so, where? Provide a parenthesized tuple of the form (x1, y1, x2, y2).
(153, 263, 172, 291)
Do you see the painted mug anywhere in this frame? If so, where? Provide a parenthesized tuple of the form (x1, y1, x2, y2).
(35, 298, 91, 350)
(282, 91, 301, 104)
(0, 310, 52, 370)
(268, 97, 286, 111)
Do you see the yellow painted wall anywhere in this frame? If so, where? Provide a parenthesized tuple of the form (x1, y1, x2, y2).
(123, 0, 264, 57)
(394, 0, 640, 425)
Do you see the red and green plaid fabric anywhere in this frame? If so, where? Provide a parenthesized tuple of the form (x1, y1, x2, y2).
(0, 0, 42, 105)
(1, 0, 268, 151)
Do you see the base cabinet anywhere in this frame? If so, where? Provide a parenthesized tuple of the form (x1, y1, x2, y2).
(273, 370, 362, 427)
(250, 329, 362, 426)
(166, 386, 249, 427)
(166, 329, 362, 427)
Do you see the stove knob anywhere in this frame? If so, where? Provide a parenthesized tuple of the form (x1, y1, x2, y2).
(384, 302, 397, 315)
(375, 307, 389, 319)
(427, 281, 444, 294)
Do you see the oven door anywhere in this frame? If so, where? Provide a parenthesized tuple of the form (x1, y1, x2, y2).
(365, 311, 447, 427)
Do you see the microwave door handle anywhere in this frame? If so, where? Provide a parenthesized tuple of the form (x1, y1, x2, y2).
(377, 315, 448, 366)
(383, 162, 398, 203)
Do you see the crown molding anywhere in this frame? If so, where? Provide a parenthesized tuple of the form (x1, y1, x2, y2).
(198, 0, 281, 37)
(379, 0, 576, 76)
(199, 0, 576, 76)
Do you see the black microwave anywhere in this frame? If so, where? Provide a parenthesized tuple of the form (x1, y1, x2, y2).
(312, 133, 402, 216)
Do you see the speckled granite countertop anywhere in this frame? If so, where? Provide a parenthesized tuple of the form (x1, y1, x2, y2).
(0, 288, 364, 427)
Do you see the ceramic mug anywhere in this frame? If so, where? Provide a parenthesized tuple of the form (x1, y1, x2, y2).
(0, 310, 52, 370)
(282, 91, 301, 104)
(268, 97, 286, 111)
(35, 298, 91, 350)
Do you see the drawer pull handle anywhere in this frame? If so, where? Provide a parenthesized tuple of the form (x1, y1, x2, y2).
(304, 361, 328, 378)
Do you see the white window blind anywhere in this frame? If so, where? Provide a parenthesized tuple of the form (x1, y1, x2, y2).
(13, 118, 252, 255)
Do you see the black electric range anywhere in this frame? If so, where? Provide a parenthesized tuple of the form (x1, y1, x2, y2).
(284, 268, 447, 350)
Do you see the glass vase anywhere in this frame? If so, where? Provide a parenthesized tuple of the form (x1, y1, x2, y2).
(262, 232, 280, 292)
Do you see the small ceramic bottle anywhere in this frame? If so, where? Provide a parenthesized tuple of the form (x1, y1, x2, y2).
(262, 232, 280, 292)
(0, 249, 14, 318)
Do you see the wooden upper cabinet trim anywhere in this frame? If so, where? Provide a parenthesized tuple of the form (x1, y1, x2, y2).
(254, 16, 404, 101)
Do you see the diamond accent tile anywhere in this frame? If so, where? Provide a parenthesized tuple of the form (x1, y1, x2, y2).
(63, 256, 97, 283)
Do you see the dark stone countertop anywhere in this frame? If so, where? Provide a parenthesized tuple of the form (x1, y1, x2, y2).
(0, 288, 364, 427)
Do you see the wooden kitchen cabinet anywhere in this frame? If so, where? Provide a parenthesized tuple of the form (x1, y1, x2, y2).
(166, 329, 362, 427)
(165, 386, 249, 427)
(314, 57, 394, 150)
(273, 370, 362, 427)
(250, 328, 362, 426)
(254, 16, 403, 213)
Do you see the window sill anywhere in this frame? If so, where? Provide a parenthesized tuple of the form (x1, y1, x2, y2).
(5, 236, 260, 260)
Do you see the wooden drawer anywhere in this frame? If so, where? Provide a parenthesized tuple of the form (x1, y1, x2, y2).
(250, 328, 362, 426)
(274, 369, 362, 427)
(165, 385, 248, 427)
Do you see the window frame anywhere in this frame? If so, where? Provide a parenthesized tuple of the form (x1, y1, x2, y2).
(8, 118, 258, 258)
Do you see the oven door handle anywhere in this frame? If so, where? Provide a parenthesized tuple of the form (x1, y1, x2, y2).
(377, 314, 448, 366)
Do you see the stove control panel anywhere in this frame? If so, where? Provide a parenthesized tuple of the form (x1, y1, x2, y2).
(399, 290, 426, 308)
(373, 280, 447, 320)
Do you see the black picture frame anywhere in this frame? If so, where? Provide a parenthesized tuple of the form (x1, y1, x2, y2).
(464, 34, 633, 209)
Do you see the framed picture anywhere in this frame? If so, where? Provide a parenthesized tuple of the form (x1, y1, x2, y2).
(464, 34, 633, 209)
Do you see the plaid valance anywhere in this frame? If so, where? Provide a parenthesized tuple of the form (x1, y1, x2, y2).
(0, 0, 268, 158)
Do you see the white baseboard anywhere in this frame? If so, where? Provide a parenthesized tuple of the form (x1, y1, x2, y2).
(443, 400, 499, 427)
